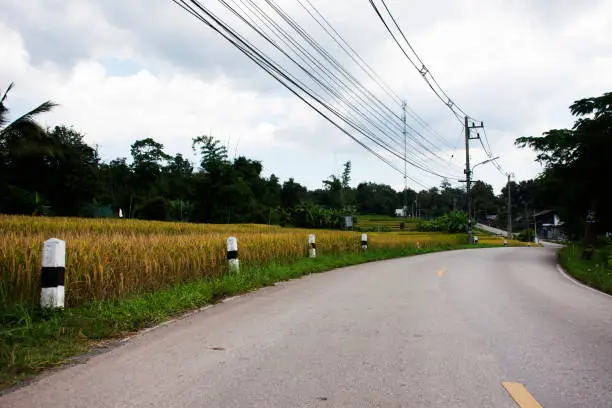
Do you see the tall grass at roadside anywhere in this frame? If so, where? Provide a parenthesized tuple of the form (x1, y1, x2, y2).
(559, 244, 612, 295)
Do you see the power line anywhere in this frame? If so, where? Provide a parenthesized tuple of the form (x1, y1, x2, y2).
(378, 0, 470, 117)
(299, 0, 455, 149)
(227, 0, 454, 176)
(475, 125, 506, 176)
(230, 0, 405, 154)
(172, 0, 435, 187)
(173, 0, 460, 183)
(253, 0, 458, 172)
(367, 0, 467, 122)
(368, 0, 507, 178)
(297, 0, 457, 152)
(299, 0, 403, 105)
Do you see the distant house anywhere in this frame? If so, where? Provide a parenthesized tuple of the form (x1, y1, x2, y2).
(395, 208, 406, 217)
(536, 210, 565, 241)
(516, 209, 565, 241)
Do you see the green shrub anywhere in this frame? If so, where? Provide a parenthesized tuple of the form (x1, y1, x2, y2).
(417, 211, 467, 233)
(287, 202, 355, 229)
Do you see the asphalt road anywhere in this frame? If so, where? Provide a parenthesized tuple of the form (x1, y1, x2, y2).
(3, 247, 612, 407)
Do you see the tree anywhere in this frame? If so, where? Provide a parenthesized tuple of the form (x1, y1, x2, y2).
(130, 138, 170, 167)
(470, 180, 498, 222)
(440, 178, 451, 192)
(281, 178, 307, 209)
(322, 174, 343, 209)
(192, 135, 228, 172)
(0, 83, 58, 214)
(341, 161, 351, 189)
(0, 82, 57, 147)
(356, 182, 399, 215)
(99, 158, 133, 216)
(516, 91, 612, 244)
(162, 154, 194, 220)
(130, 138, 170, 200)
(45, 126, 100, 215)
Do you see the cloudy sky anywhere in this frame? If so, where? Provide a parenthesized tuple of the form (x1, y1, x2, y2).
(1, 0, 611, 193)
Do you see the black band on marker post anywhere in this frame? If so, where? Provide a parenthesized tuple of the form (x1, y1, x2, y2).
(41, 267, 65, 288)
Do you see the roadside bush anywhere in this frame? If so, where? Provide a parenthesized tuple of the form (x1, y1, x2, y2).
(287, 202, 354, 229)
(417, 211, 467, 233)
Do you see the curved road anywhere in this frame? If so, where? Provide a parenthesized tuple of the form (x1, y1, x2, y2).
(3, 247, 612, 407)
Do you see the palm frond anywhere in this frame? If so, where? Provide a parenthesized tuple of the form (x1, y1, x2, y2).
(1, 82, 15, 105)
(0, 82, 14, 128)
(10, 100, 58, 126)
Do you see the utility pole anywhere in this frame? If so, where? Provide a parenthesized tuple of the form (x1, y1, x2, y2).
(533, 209, 538, 244)
(507, 173, 513, 238)
(464, 116, 484, 244)
(402, 101, 408, 220)
(525, 203, 531, 244)
(464, 116, 471, 243)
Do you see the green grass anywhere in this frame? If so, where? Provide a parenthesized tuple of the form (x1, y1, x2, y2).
(0, 243, 501, 390)
(559, 244, 612, 296)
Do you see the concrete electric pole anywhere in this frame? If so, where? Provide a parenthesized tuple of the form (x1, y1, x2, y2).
(402, 101, 407, 220)
(464, 116, 484, 244)
(507, 173, 513, 238)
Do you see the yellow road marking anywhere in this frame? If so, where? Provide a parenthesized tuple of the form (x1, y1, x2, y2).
(502, 382, 543, 408)
(437, 268, 446, 277)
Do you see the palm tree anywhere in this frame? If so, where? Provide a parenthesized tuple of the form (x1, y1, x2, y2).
(0, 82, 57, 153)
(1, 82, 57, 215)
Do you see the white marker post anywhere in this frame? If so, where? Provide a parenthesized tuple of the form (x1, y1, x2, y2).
(361, 233, 368, 250)
(41, 238, 66, 309)
(474, 236, 479, 245)
(504, 239, 508, 246)
(308, 234, 316, 258)
(227, 237, 239, 272)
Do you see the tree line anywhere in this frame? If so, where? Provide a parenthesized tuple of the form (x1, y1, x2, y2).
(2, 82, 609, 239)
(0, 82, 487, 227)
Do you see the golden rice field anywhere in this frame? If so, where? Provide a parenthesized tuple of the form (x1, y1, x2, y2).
(0, 215, 514, 308)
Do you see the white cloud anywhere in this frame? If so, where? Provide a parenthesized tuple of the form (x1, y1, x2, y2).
(1, 0, 611, 193)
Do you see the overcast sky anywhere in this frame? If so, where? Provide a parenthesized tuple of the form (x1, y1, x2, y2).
(1, 0, 610, 193)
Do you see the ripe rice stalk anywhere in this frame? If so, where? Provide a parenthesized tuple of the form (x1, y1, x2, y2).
(0, 215, 496, 308)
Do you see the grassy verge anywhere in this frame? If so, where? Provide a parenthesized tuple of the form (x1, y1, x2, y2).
(1, 243, 501, 390)
(559, 244, 612, 296)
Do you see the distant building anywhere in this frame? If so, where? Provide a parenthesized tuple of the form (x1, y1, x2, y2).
(395, 208, 406, 217)
(516, 209, 566, 241)
(536, 209, 565, 241)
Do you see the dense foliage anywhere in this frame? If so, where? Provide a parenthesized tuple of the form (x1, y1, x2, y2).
(1, 82, 498, 228)
(3, 81, 567, 232)
(516, 91, 612, 241)
(417, 211, 468, 233)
